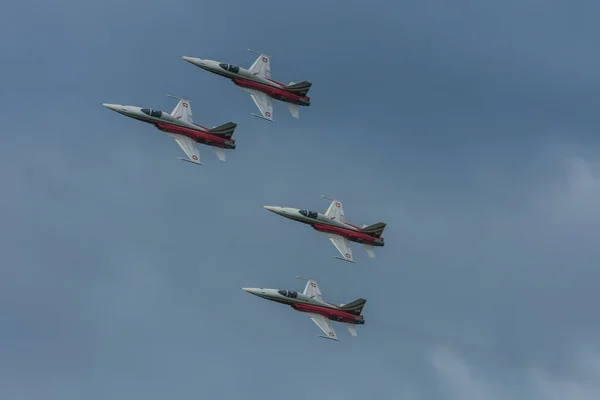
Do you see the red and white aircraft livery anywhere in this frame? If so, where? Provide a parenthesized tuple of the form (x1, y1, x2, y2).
(102, 95, 237, 165)
(242, 277, 366, 341)
(181, 49, 311, 122)
(263, 196, 386, 263)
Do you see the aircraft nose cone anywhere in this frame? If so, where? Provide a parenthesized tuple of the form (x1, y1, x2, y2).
(181, 56, 203, 66)
(102, 103, 120, 111)
(263, 206, 284, 215)
(242, 288, 259, 296)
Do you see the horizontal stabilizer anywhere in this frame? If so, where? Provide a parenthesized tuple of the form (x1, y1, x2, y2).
(212, 146, 226, 162)
(208, 122, 237, 139)
(345, 324, 358, 337)
(285, 81, 312, 96)
(360, 222, 386, 238)
(362, 243, 375, 258)
(339, 298, 366, 316)
(287, 103, 299, 119)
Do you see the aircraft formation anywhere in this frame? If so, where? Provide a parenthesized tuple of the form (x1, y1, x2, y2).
(103, 49, 386, 341)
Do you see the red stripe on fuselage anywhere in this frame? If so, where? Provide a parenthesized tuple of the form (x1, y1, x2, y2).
(312, 223, 384, 246)
(155, 122, 234, 148)
(291, 302, 362, 324)
(232, 78, 309, 105)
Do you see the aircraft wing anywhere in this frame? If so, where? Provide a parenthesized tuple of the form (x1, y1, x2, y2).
(167, 133, 201, 164)
(308, 313, 338, 341)
(324, 199, 346, 223)
(249, 53, 271, 79)
(169, 97, 193, 124)
(242, 88, 274, 121)
(301, 279, 323, 302)
(326, 233, 354, 263)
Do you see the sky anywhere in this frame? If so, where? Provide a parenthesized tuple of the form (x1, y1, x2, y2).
(1, 0, 600, 398)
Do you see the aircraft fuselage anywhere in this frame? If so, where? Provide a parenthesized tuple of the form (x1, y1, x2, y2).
(263, 206, 385, 247)
(102, 104, 235, 150)
(182, 57, 311, 107)
(242, 288, 365, 325)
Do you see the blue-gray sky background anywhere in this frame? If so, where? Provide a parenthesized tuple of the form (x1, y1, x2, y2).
(1, 0, 600, 399)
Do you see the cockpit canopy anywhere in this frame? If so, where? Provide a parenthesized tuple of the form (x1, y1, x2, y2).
(278, 290, 298, 299)
(141, 108, 162, 118)
(219, 63, 240, 73)
(299, 210, 318, 219)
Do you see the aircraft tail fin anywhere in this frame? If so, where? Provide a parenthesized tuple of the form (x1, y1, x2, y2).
(208, 122, 237, 139)
(285, 81, 312, 96)
(359, 222, 386, 238)
(339, 298, 366, 316)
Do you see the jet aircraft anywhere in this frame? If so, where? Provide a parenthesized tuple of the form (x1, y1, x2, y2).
(102, 95, 237, 165)
(242, 277, 366, 341)
(263, 196, 386, 263)
(181, 50, 311, 122)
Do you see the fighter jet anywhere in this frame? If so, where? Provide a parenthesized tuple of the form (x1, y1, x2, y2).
(242, 277, 366, 341)
(181, 49, 311, 122)
(102, 95, 237, 165)
(263, 196, 386, 263)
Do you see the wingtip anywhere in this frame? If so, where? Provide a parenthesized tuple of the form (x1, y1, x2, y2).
(250, 113, 275, 122)
(177, 157, 203, 166)
(320, 195, 342, 203)
(166, 94, 191, 102)
(318, 335, 340, 341)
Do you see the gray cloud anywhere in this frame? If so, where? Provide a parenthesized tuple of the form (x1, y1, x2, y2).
(1, 0, 599, 398)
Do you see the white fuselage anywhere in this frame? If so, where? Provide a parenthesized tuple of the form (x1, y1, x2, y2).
(181, 57, 283, 88)
(242, 288, 337, 309)
(263, 206, 358, 231)
(102, 104, 207, 132)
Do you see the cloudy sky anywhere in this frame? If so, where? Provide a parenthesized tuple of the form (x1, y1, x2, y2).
(1, 0, 600, 398)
